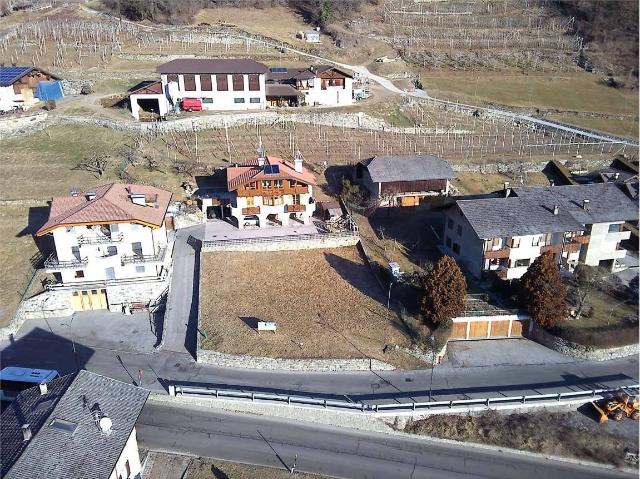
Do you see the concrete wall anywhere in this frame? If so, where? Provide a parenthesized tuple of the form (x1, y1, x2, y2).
(582, 222, 630, 268)
(130, 93, 169, 120)
(529, 323, 639, 361)
(161, 73, 266, 111)
(303, 77, 353, 107)
(201, 232, 359, 252)
(108, 428, 143, 479)
(442, 204, 484, 277)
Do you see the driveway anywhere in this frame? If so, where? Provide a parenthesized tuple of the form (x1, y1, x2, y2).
(444, 339, 574, 369)
(204, 219, 319, 241)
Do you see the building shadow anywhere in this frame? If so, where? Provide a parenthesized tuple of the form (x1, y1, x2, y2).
(324, 252, 386, 305)
(15, 206, 54, 260)
(323, 165, 355, 196)
(184, 238, 201, 358)
(239, 316, 260, 331)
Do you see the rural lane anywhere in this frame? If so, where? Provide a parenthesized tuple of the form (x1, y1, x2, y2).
(137, 402, 635, 479)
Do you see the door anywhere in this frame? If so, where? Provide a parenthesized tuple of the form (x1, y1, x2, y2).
(71, 291, 83, 311)
(105, 267, 116, 280)
(80, 290, 91, 310)
(89, 289, 108, 309)
(132, 242, 143, 256)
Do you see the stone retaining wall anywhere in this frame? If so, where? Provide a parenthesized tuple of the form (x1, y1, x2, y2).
(0, 290, 74, 340)
(196, 348, 394, 371)
(529, 323, 639, 361)
(0, 112, 48, 139)
(201, 233, 359, 252)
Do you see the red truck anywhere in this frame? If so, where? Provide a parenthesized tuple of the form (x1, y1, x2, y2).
(181, 98, 203, 112)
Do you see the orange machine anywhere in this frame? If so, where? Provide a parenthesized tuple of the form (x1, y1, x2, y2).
(592, 393, 639, 423)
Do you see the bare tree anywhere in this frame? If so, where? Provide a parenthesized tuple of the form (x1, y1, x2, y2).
(73, 155, 111, 178)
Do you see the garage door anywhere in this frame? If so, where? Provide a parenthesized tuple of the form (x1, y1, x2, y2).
(468, 321, 489, 339)
(71, 289, 108, 311)
(449, 318, 529, 340)
(510, 319, 529, 337)
(451, 322, 468, 340)
(490, 320, 510, 337)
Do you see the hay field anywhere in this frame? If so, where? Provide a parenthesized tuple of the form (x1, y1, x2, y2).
(199, 247, 421, 368)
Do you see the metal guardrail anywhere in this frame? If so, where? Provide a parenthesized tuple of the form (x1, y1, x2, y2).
(201, 230, 359, 249)
(169, 383, 639, 414)
(44, 254, 88, 270)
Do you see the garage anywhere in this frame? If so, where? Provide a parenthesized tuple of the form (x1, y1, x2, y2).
(449, 316, 531, 341)
(129, 81, 169, 121)
(71, 289, 108, 311)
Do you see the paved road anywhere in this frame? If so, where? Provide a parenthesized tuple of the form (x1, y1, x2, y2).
(137, 402, 634, 479)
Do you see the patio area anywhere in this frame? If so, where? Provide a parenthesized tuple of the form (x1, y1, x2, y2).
(203, 218, 322, 242)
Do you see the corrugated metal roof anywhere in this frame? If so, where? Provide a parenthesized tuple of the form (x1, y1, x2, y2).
(1, 371, 148, 479)
(360, 155, 454, 182)
(157, 58, 268, 74)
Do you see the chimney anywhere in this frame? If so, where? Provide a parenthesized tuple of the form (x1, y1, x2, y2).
(70, 190, 78, 197)
(550, 180, 555, 187)
(553, 205, 559, 215)
(503, 181, 511, 197)
(86, 191, 96, 201)
(294, 150, 303, 173)
(257, 143, 266, 167)
(582, 199, 590, 210)
(614, 172, 620, 180)
(130, 193, 146, 206)
(39, 383, 48, 395)
(22, 425, 32, 442)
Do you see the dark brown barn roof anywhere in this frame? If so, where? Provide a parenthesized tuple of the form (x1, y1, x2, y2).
(157, 58, 269, 75)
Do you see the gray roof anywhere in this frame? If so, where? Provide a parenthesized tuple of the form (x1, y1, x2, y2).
(157, 58, 268, 74)
(265, 83, 299, 97)
(360, 155, 454, 182)
(457, 183, 639, 239)
(1, 370, 149, 479)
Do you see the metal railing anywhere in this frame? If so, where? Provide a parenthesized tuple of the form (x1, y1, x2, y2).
(169, 383, 639, 414)
(44, 274, 167, 291)
(44, 254, 88, 270)
(201, 230, 359, 249)
(77, 233, 124, 245)
(121, 246, 166, 265)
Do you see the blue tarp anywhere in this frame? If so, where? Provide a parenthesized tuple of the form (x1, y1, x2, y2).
(35, 80, 64, 101)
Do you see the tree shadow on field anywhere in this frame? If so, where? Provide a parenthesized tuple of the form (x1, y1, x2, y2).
(324, 252, 386, 305)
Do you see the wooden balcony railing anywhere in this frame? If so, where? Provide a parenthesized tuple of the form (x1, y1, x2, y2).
(571, 235, 590, 244)
(564, 242, 581, 254)
(483, 247, 510, 259)
(44, 254, 88, 270)
(285, 204, 305, 213)
(237, 186, 308, 197)
(496, 268, 508, 279)
(540, 244, 562, 253)
(241, 206, 261, 215)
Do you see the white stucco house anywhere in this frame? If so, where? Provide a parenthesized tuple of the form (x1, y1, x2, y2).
(0, 370, 148, 479)
(36, 183, 173, 312)
(442, 183, 638, 280)
(199, 153, 316, 229)
(266, 65, 353, 107)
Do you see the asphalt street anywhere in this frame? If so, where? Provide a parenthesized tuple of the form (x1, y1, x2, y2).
(137, 402, 635, 479)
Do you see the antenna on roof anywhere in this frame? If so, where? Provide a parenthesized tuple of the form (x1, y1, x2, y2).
(90, 402, 112, 435)
(257, 137, 266, 167)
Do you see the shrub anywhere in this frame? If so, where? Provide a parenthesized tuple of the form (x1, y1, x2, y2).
(519, 252, 567, 329)
(421, 256, 467, 326)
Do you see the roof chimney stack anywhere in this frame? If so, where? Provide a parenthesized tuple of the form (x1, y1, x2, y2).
(294, 150, 303, 173)
(257, 142, 266, 167)
(582, 199, 590, 210)
(22, 424, 32, 442)
(553, 205, 559, 215)
(503, 181, 511, 197)
(39, 383, 48, 395)
(86, 191, 96, 201)
(614, 172, 620, 180)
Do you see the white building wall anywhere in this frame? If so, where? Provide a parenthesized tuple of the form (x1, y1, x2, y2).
(50, 222, 168, 283)
(229, 187, 314, 229)
(109, 428, 142, 479)
(129, 93, 169, 120)
(582, 221, 630, 268)
(0, 85, 20, 111)
(303, 77, 353, 106)
(161, 73, 266, 111)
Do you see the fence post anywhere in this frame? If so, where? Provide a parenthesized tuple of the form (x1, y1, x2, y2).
(522, 396, 526, 404)
(557, 393, 561, 401)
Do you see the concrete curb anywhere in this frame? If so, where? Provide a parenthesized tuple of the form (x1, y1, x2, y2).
(148, 394, 638, 475)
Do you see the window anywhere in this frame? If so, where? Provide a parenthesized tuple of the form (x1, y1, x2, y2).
(457, 224, 462, 236)
(273, 180, 282, 188)
(110, 224, 119, 233)
(447, 218, 454, 229)
(202, 98, 214, 104)
(510, 237, 521, 248)
(71, 246, 81, 260)
(514, 258, 530, 268)
(125, 460, 131, 478)
(249, 97, 261, 104)
(234, 98, 245, 104)
(292, 194, 301, 205)
(135, 265, 145, 273)
(263, 196, 282, 206)
(452, 243, 460, 254)
(105, 267, 115, 280)
(200, 74, 212, 91)
(248, 74, 260, 91)
(446, 237, 452, 248)
(167, 74, 178, 83)
(216, 74, 228, 91)
(74, 270, 84, 278)
(261, 180, 271, 188)
(247, 182, 257, 190)
(232, 74, 244, 91)
(183, 74, 196, 91)
(246, 196, 255, 207)
(106, 246, 117, 257)
(608, 223, 622, 233)
(132, 242, 143, 256)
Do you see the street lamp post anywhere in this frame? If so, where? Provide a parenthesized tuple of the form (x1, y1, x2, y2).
(429, 335, 436, 402)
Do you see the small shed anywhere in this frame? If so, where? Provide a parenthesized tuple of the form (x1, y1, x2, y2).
(129, 81, 169, 120)
(316, 201, 342, 221)
(304, 30, 321, 43)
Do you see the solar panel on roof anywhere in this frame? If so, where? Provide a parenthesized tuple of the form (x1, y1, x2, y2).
(264, 165, 280, 174)
(270, 67, 288, 73)
(0, 66, 31, 87)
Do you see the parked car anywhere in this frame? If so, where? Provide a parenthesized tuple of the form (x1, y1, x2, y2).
(243, 215, 259, 227)
(181, 98, 203, 112)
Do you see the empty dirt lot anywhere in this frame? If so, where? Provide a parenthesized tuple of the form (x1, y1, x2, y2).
(199, 247, 421, 368)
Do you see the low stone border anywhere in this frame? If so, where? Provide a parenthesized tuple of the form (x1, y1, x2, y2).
(529, 323, 639, 361)
(196, 348, 394, 371)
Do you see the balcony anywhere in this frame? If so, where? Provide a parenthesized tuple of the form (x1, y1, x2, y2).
(77, 233, 123, 245)
(44, 254, 88, 270)
(121, 246, 166, 265)
(563, 242, 581, 254)
(571, 235, 590, 244)
(483, 247, 510, 260)
(285, 204, 305, 213)
(241, 206, 261, 215)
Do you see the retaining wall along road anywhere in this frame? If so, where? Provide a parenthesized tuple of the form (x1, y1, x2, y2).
(529, 323, 639, 361)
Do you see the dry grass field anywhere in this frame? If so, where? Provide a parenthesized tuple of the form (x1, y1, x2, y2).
(199, 247, 422, 368)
